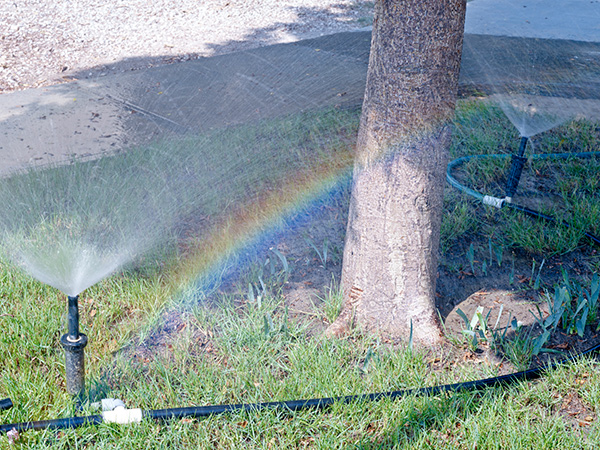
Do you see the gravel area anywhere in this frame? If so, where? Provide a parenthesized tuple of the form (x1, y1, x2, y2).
(0, 0, 374, 94)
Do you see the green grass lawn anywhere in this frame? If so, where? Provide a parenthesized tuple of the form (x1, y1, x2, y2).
(1, 99, 600, 448)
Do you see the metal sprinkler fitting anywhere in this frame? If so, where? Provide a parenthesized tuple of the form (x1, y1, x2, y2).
(60, 295, 88, 397)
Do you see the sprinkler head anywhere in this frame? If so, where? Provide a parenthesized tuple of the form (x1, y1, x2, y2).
(61, 295, 88, 397)
(61, 333, 88, 396)
(504, 137, 529, 199)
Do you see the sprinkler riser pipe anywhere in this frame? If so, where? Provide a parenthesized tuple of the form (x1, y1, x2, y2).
(67, 295, 80, 341)
(60, 333, 88, 396)
(517, 136, 528, 157)
(62, 294, 87, 396)
(504, 137, 529, 198)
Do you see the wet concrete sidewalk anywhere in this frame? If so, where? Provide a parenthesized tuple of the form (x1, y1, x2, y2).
(1, 0, 599, 173)
(0, 32, 371, 173)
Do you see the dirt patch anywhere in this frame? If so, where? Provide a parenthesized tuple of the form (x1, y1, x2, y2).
(444, 288, 547, 338)
(554, 389, 597, 435)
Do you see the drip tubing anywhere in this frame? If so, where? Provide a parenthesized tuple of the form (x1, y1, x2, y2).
(0, 399, 12, 412)
(2, 150, 600, 437)
(144, 340, 600, 422)
(2, 341, 600, 434)
(0, 416, 102, 434)
(505, 202, 600, 246)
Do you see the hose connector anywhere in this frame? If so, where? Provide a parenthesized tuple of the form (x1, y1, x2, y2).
(482, 195, 505, 209)
(93, 398, 143, 425)
(91, 398, 126, 412)
(102, 406, 143, 424)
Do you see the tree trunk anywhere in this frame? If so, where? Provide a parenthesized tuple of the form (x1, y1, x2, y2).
(327, 0, 466, 346)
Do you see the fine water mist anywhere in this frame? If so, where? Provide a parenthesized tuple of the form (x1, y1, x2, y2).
(0, 34, 369, 297)
(463, 35, 600, 138)
(462, 2, 600, 138)
(0, 146, 187, 296)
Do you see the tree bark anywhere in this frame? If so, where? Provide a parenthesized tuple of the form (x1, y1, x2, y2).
(327, 0, 466, 346)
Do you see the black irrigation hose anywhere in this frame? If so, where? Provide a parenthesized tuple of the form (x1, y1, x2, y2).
(0, 416, 102, 434)
(505, 202, 600, 247)
(0, 399, 12, 412)
(146, 341, 600, 423)
(2, 341, 600, 435)
(2, 150, 600, 437)
(446, 151, 600, 202)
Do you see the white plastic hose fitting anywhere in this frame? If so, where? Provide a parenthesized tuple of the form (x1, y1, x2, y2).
(482, 195, 505, 209)
(102, 406, 143, 424)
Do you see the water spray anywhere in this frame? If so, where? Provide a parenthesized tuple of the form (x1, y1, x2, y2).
(59, 295, 88, 397)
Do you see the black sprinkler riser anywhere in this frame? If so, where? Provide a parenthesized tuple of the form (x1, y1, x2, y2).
(504, 136, 529, 199)
(60, 332, 88, 397)
(67, 295, 80, 341)
(61, 295, 88, 396)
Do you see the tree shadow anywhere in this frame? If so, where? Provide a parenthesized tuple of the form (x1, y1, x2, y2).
(204, 3, 373, 57)
(59, 3, 373, 84)
(0, 3, 374, 171)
